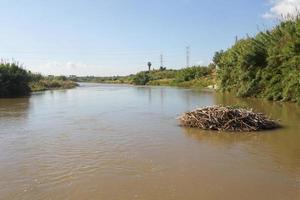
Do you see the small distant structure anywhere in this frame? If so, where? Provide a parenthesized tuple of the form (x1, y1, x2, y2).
(159, 66, 166, 71)
(147, 62, 152, 72)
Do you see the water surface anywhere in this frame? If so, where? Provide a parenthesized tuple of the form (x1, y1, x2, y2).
(0, 83, 299, 200)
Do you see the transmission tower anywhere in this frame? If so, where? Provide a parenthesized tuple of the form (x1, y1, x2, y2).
(160, 54, 163, 68)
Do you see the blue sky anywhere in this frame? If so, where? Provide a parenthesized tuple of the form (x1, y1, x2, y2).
(0, 0, 298, 76)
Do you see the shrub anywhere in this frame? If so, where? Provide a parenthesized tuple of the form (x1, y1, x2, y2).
(175, 66, 212, 83)
(0, 62, 30, 97)
(215, 17, 300, 104)
(132, 72, 150, 85)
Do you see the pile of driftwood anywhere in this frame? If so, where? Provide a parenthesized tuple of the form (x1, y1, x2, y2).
(178, 106, 279, 132)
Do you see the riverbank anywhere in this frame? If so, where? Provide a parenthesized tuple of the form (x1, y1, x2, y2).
(2, 17, 300, 103)
(0, 62, 78, 97)
(214, 17, 300, 105)
(78, 17, 300, 105)
(29, 79, 78, 92)
(70, 66, 217, 90)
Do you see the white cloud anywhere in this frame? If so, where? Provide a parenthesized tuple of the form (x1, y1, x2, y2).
(65, 61, 89, 70)
(26, 60, 136, 76)
(26, 61, 92, 76)
(263, 0, 300, 19)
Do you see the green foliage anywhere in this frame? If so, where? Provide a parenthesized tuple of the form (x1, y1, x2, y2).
(147, 79, 175, 86)
(175, 66, 212, 83)
(29, 74, 78, 91)
(71, 75, 134, 84)
(0, 62, 31, 97)
(159, 66, 167, 71)
(73, 66, 215, 89)
(131, 69, 178, 85)
(29, 79, 78, 92)
(174, 78, 211, 88)
(28, 72, 43, 82)
(213, 50, 224, 66)
(49, 75, 67, 81)
(215, 18, 300, 104)
(130, 67, 213, 87)
(132, 71, 150, 85)
(0, 62, 78, 96)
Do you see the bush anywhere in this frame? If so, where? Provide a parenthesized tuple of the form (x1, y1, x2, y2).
(215, 17, 300, 104)
(0, 62, 30, 97)
(132, 71, 150, 85)
(175, 66, 211, 83)
(29, 79, 78, 92)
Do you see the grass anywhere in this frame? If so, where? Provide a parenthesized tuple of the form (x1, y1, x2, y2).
(29, 79, 79, 92)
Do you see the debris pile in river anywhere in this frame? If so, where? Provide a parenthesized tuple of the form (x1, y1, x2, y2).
(178, 106, 279, 132)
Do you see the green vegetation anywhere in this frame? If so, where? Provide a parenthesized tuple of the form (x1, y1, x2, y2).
(29, 75, 78, 92)
(0, 62, 31, 97)
(69, 75, 134, 84)
(5, 17, 300, 105)
(75, 66, 216, 89)
(132, 71, 151, 85)
(133, 66, 215, 88)
(215, 17, 300, 104)
(132, 69, 177, 85)
(173, 66, 215, 88)
(0, 62, 78, 97)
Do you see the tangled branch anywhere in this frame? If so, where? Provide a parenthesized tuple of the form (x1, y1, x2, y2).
(178, 106, 280, 132)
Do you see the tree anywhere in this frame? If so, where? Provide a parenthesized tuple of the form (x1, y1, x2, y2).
(159, 66, 166, 71)
(175, 66, 212, 82)
(212, 50, 224, 67)
(132, 72, 150, 85)
(147, 62, 152, 71)
(0, 62, 31, 97)
(215, 17, 300, 104)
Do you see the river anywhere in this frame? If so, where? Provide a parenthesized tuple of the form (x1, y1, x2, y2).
(0, 83, 299, 200)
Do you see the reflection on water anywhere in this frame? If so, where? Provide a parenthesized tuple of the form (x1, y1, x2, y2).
(215, 92, 300, 123)
(214, 93, 300, 172)
(0, 98, 30, 133)
(0, 83, 299, 200)
(0, 98, 30, 118)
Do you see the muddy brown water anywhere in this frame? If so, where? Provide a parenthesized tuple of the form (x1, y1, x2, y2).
(0, 83, 299, 200)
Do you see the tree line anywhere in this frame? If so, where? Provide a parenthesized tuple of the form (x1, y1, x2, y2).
(214, 17, 300, 104)
(0, 62, 77, 97)
(3, 17, 300, 103)
(73, 66, 215, 88)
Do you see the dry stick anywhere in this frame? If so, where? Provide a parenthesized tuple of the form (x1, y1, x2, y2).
(178, 106, 279, 132)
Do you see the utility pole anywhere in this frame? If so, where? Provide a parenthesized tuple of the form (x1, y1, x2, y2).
(160, 54, 163, 68)
(186, 46, 190, 68)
